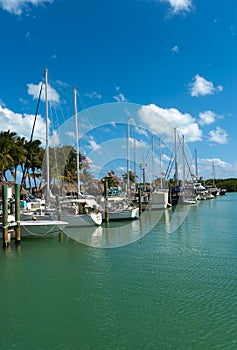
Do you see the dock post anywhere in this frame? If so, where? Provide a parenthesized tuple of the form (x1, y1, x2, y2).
(14, 184, 21, 244)
(169, 184, 173, 206)
(104, 181, 109, 223)
(56, 195, 62, 221)
(138, 186, 142, 216)
(2, 184, 10, 248)
(56, 196, 64, 241)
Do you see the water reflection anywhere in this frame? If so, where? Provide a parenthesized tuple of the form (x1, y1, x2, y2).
(167, 204, 193, 234)
(63, 208, 173, 248)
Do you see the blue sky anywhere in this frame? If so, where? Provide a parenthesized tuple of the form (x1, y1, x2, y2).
(0, 0, 237, 181)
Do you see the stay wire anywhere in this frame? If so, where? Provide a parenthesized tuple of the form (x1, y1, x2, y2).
(21, 81, 44, 189)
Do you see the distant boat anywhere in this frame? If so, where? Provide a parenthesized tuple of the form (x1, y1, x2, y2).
(21, 196, 102, 227)
(150, 189, 170, 209)
(59, 197, 102, 227)
(219, 188, 227, 196)
(100, 196, 139, 221)
(193, 182, 217, 200)
(181, 197, 197, 205)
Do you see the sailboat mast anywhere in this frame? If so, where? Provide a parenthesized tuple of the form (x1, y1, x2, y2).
(134, 139, 136, 182)
(195, 148, 198, 179)
(127, 119, 130, 192)
(159, 138, 163, 188)
(152, 135, 155, 187)
(212, 162, 215, 187)
(174, 127, 178, 186)
(182, 134, 185, 186)
(44, 68, 50, 199)
(73, 87, 81, 196)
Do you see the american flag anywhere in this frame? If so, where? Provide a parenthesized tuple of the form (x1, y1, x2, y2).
(82, 156, 93, 164)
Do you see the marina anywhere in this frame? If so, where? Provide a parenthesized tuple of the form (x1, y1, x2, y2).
(1, 1, 237, 349)
(0, 192, 236, 349)
(0, 178, 229, 244)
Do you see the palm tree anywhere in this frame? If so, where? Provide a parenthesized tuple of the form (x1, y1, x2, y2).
(27, 140, 44, 189)
(0, 130, 17, 181)
(11, 136, 27, 182)
(80, 164, 94, 187)
(63, 147, 78, 183)
(101, 170, 119, 188)
(122, 170, 137, 184)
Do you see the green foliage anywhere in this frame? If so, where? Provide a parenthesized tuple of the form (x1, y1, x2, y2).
(0, 130, 95, 189)
(215, 178, 237, 192)
(122, 170, 137, 183)
(0, 130, 18, 181)
(101, 170, 119, 188)
(198, 178, 237, 192)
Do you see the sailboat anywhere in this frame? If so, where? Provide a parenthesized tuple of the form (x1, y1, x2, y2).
(99, 195, 139, 221)
(149, 135, 170, 209)
(19, 69, 69, 237)
(55, 86, 102, 227)
(21, 71, 102, 228)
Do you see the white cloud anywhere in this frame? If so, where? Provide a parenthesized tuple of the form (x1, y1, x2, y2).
(190, 74, 223, 97)
(0, 0, 54, 15)
(87, 136, 102, 153)
(128, 138, 148, 149)
(65, 131, 75, 139)
(209, 127, 228, 144)
(50, 130, 61, 147)
(171, 45, 179, 53)
(85, 91, 102, 100)
(0, 104, 46, 144)
(160, 0, 192, 14)
(113, 86, 127, 102)
(179, 123, 202, 142)
(134, 125, 149, 138)
(162, 153, 171, 162)
(138, 104, 202, 143)
(198, 157, 235, 179)
(113, 93, 127, 102)
(199, 110, 217, 125)
(27, 82, 60, 104)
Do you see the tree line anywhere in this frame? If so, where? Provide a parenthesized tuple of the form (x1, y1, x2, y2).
(1, 130, 236, 192)
(206, 178, 237, 192)
(0, 130, 94, 189)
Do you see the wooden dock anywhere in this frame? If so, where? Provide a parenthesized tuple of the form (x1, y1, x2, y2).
(1, 184, 21, 248)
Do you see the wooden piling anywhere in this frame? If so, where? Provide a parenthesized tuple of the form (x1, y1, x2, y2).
(14, 184, 21, 244)
(56, 195, 62, 221)
(169, 184, 173, 206)
(2, 184, 10, 247)
(104, 181, 109, 223)
(56, 196, 64, 241)
(138, 187, 142, 216)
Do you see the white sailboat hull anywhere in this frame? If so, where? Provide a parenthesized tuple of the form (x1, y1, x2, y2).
(150, 191, 169, 209)
(103, 207, 139, 221)
(61, 212, 102, 227)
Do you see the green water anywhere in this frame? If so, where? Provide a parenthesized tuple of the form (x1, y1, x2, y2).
(1, 194, 237, 349)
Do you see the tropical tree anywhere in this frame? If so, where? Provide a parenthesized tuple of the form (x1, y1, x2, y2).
(101, 170, 119, 188)
(0, 130, 17, 181)
(80, 164, 95, 186)
(122, 170, 137, 183)
(26, 139, 44, 189)
(11, 136, 27, 182)
(63, 147, 78, 183)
